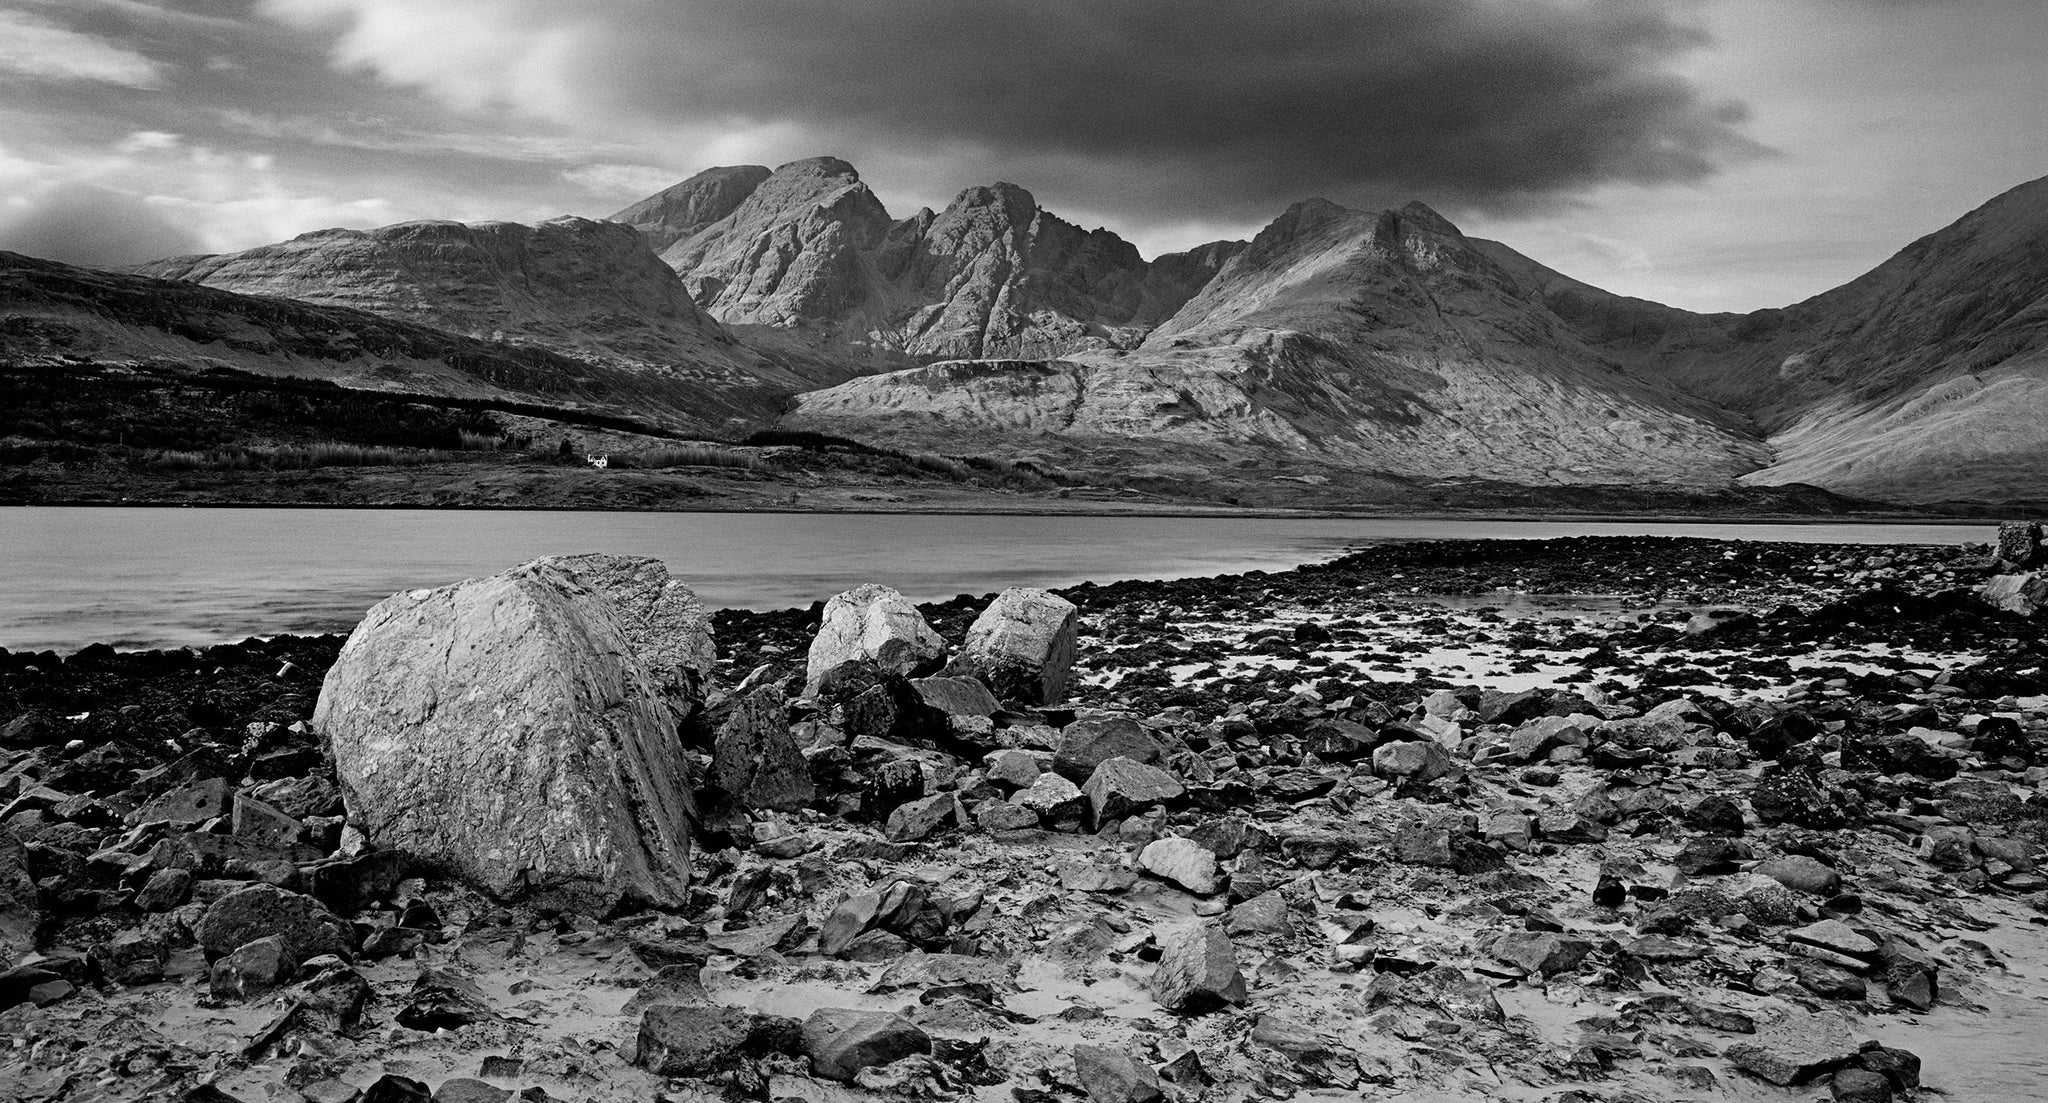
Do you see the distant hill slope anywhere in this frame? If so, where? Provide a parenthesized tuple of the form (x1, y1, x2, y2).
(0, 249, 751, 432)
(1469, 176, 2048, 502)
(134, 215, 871, 425)
(616, 157, 1246, 361)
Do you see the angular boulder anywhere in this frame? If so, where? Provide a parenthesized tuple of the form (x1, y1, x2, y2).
(313, 555, 703, 910)
(195, 884, 352, 966)
(1979, 572, 2047, 616)
(1139, 837, 1223, 896)
(801, 1007, 932, 1081)
(0, 825, 42, 963)
(1082, 757, 1184, 827)
(1054, 717, 1168, 782)
(1150, 921, 1247, 1012)
(951, 587, 1079, 704)
(712, 685, 814, 812)
(1072, 1045, 1164, 1103)
(636, 1004, 802, 1076)
(804, 584, 945, 694)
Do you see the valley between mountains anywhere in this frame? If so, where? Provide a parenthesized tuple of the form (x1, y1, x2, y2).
(4, 157, 2045, 513)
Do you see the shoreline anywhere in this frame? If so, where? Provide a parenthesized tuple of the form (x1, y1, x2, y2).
(3, 533, 2044, 1100)
(3, 495, 2002, 525)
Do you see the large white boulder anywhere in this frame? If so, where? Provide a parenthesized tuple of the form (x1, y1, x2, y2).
(312, 554, 707, 910)
(803, 583, 945, 695)
(953, 587, 1078, 704)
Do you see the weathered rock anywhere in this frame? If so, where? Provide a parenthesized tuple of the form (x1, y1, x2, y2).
(1138, 837, 1222, 895)
(909, 676, 1001, 720)
(1995, 519, 2042, 568)
(1724, 1010, 1860, 1085)
(801, 1008, 932, 1082)
(1, 825, 44, 961)
(1224, 890, 1292, 936)
(1756, 854, 1842, 897)
(1978, 572, 2047, 616)
(210, 934, 289, 999)
(90, 929, 167, 985)
(984, 749, 1041, 790)
(1372, 739, 1455, 781)
(1012, 773, 1086, 828)
(805, 584, 945, 694)
(1788, 920, 1878, 964)
(1054, 718, 1169, 782)
(1082, 757, 1184, 827)
(231, 793, 303, 848)
(195, 884, 351, 966)
(1490, 931, 1593, 977)
(1831, 1068, 1894, 1103)
(885, 793, 965, 842)
(132, 777, 231, 826)
(1150, 921, 1246, 1012)
(952, 588, 1079, 705)
(1072, 1045, 1163, 1103)
(713, 686, 814, 812)
(635, 1003, 802, 1076)
(313, 555, 702, 910)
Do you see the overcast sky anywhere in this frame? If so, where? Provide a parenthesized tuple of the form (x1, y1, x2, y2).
(0, 0, 2041, 312)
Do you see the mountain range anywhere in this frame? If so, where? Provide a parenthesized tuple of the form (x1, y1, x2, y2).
(6, 156, 2046, 507)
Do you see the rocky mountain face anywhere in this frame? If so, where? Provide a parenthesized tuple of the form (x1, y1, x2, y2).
(616, 158, 1245, 360)
(792, 175, 2048, 504)
(610, 165, 773, 255)
(792, 199, 1770, 488)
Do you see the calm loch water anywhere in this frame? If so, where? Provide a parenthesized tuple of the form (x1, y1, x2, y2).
(0, 506, 1991, 652)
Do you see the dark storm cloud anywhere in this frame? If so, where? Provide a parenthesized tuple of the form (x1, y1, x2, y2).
(581, 0, 1764, 218)
(0, 185, 206, 267)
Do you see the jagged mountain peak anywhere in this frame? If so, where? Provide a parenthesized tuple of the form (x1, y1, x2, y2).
(609, 165, 771, 253)
(1395, 200, 1463, 237)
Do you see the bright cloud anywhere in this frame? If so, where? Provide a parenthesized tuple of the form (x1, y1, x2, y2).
(0, 9, 165, 88)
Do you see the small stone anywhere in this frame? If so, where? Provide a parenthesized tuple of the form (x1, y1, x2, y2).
(635, 1003, 802, 1076)
(1060, 862, 1137, 893)
(1012, 772, 1086, 829)
(1372, 740, 1454, 781)
(195, 884, 352, 966)
(801, 1008, 932, 1082)
(984, 749, 1041, 790)
(1724, 1010, 1860, 1085)
(134, 867, 192, 912)
(1789, 920, 1878, 962)
(1224, 890, 1291, 936)
(1055, 718, 1169, 782)
(1756, 854, 1842, 896)
(1490, 931, 1592, 977)
(1831, 1068, 1894, 1103)
(360, 1076, 431, 1103)
(973, 800, 1041, 832)
(210, 934, 289, 999)
(884, 793, 964, 842)
(132, 777, 230, 826)
(231, 793, 303, 847)
(89, 929, 167, 985)
(1071, 1045, 1162, 1103)
(1138, 837, 1222, 895)
(1081, 757, 1183, 827)
(713, 686, 815, 812)
(1149, 921, 1246, 1013)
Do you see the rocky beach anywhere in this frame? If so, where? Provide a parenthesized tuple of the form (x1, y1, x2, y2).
(3, 529, 2046, 1103)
